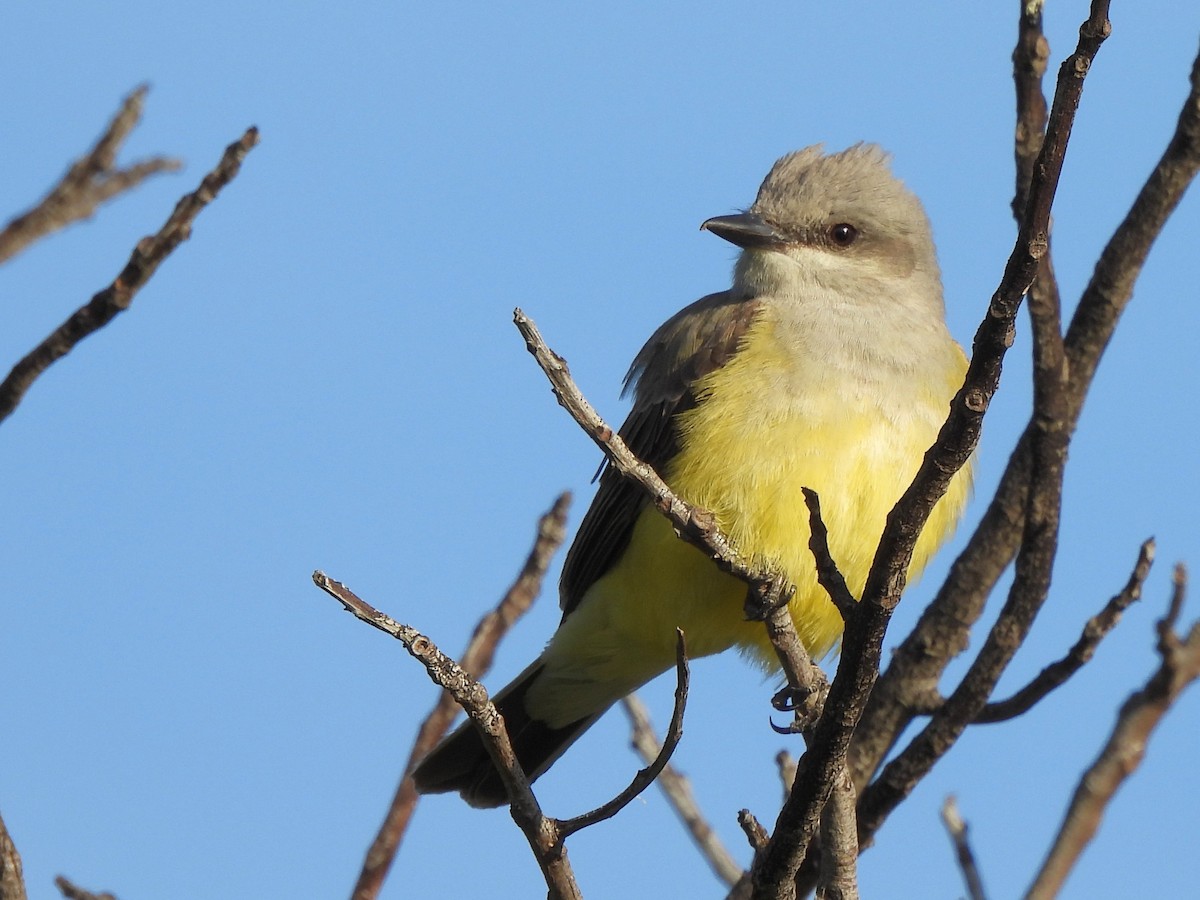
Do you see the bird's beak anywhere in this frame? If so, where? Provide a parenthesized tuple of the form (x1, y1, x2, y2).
(700, 212, 786, 249)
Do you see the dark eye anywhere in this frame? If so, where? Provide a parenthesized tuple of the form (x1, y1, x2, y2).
(829, 223, 859, 247)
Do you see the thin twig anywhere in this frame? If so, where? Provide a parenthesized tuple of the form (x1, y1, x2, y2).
(516, 306, 831, 819)
(312, 572, 583, 900)
(0, 86, 181, 265)
(775, 751, 798, 804)
(514, 309, 768, 587)
(801, 489, 857, 621)
(349, 493, 570, 900)
(748, 581, 830, 739)
(765, 603, 829, 737)
(1012, 0, 1052, 226)
(739, 810, 770, 853)
(865, 11, 1077, 812)
(1026, 565, 1200, 900)
(976, 539, 1153, 723)
(621, 693, 744, 887)
(53, 876, 117, 900)
(557, 632, 690, 838)
(941, 796, 987, 900)
(0, 126, 259, 425)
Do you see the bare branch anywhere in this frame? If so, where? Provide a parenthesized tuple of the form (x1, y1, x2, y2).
(775, 751, 798, 803)
(312, 572, 583, 900)
(739, 810, 770, 853)
(349, 493, 570, 900)
(514, 308, 829, 718)
(515, 305, 833, 817)
(1026, 565, 1200, 900)
(976, 539, 1153, 723)
(764, 603, 829, 737)
(558, 631, 689, 838)
(0, 811, 27, 900)
(621, 694, 744, 887)
(908, 539, 1154, 726)
(53, 876, 116, 900)
(801, 489, 857, 622)
(941, 796, 987, 900)
(514, 308, 768, 587)
(815, 771, 858, 900)
(853, 11, 1200, 796)
(0, 86, 181, 266)
(777, 5, 1113, 891)
(0, 125, 259, 426)
(1012, 1, 1051, 225)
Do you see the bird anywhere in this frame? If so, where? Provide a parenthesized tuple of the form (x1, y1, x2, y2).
(411, 143, 972, 808)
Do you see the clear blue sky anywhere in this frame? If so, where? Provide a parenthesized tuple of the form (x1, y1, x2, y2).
(3, 4, 1198, 898)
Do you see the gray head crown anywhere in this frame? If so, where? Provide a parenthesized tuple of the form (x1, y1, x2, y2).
(750, 143, 934, 255)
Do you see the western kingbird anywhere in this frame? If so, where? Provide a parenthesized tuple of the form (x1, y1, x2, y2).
(412, 144, 972, 807)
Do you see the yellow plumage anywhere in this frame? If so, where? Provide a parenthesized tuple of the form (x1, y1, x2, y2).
(530, 306, 970, 727)
(412, 143, 974, 807)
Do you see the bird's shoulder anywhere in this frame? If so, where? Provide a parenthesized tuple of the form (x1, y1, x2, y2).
(559, 291, 762, 616)
(625, 290, 764, 405)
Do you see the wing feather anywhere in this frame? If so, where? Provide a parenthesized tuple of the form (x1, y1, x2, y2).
(559, 291, 761, 616)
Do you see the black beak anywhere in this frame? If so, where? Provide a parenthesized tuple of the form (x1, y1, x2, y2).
(700, 212, 786, 249)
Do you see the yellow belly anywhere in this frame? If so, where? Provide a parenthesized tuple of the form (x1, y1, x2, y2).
(529, 314, 970, 726)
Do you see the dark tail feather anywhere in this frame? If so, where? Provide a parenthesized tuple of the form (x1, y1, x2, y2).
(410, 661, 604, 808)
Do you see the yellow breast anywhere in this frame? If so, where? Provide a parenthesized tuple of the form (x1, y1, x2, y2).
(530, 309, 970, 726)
(663, 308, 972, 663)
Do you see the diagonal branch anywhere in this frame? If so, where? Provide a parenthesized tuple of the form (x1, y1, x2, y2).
(621, 694, 745, 887)
(802, 488, 857, 622)
(815, 768, 858, 900)
(349, 493, 570, 900)
(0, 86, 181, 266)
(0, 125, 259, 426)
(556, 632, 690, 839)
(1025, 565, 1200, 900)
(851, 1, 1200, 801)
(513, 309, 827, 715)
(761, 5, 1114, 892)
(515, 309, 768, 586)
(941, 796, 987, 900)
(53, 876, 116, 900)
(975, 538, 1153, 723)
(313, 571, 583, 900)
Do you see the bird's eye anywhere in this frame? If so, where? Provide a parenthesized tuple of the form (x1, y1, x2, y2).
(829, 223, 859, 247)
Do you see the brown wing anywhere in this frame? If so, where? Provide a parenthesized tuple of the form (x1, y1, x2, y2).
(559, 290, 761, 617)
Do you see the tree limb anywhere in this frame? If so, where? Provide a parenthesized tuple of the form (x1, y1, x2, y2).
(975, 539, 1153, 723)
(777, 6, 1117, 894)
(1025, 565, 1200, 900)
(849, 0, 1200, 800)
(312, 572, 583, 900)
(513, 309, 828, 721)
(0, 125, 259, 425)
(53, 876, 116, 900)
(557, 632, 689, 839)
(621, 694, 744, 887)
(349, 493, 570, 900)
(941, 795, 987, 900)
(814, 770, 858, 900)
(0, 86, 180, 266)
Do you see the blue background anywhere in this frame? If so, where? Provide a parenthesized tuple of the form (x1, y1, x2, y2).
(2, 4, 1198, 898)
